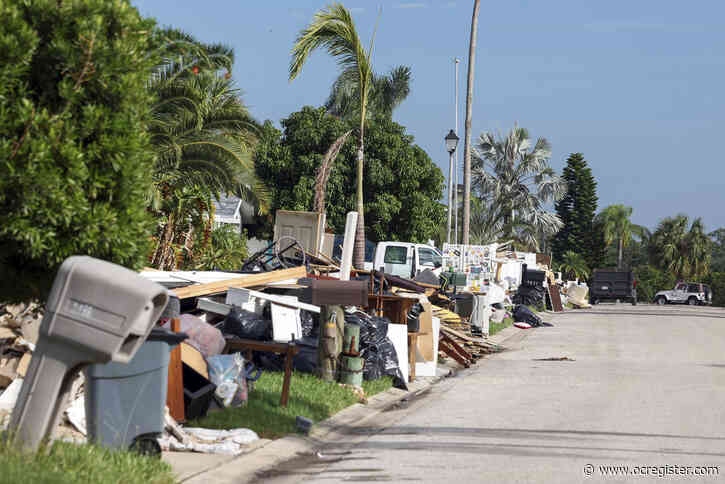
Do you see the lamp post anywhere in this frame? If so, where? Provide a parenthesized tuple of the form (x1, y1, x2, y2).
(445, 129, 460, 244)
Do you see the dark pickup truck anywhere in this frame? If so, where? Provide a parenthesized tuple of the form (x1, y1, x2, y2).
(589, 269, 637, 305)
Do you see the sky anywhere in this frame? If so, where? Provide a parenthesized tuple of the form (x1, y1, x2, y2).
(133, 0, 725, 232)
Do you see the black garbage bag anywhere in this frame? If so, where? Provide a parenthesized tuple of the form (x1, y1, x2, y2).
(300, 310, 318, 338)
(512, 285, 545, 306)
(223, 306, 272, 341)
(292, 336, 318, 373)
(362, 345, 383, 381)
(378, 339, 407, 390)
(513, 304, 542, 327)
(255, 351, 284, 371)
(345, 311, 389, 347)
(406, 303, 423, 333)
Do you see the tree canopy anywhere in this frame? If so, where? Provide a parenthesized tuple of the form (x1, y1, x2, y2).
(470, 124, 565, 250)
(0, 0, 157, 301)
(253, 106, 445, 243)
(552, 153, 599, 267)
(649, 214, 711, 280)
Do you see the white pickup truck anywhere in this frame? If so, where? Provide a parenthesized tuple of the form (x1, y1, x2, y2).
(368, 242, 443, 278)
(333, 238, 442, 278)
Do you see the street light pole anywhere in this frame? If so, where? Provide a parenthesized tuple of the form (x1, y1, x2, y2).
(454, 58, 460, 245)
(445, 130, 460, 245)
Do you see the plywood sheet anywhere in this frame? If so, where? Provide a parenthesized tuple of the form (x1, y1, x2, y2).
(416, 302, 434, 361)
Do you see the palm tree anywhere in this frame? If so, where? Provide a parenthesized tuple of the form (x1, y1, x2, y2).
(290, 3, 377, 268)
(558, 251, 590, 280)
(650, 214, 711, 279)
(469, 197, 560, 251)
(148, 29, 266, 269)
(597, 205, 646, 270)
(312, 65, 410, 217)
(325, 65, 411, 121)
(471, 124, 565, 249)
(462, 0, 481, 245)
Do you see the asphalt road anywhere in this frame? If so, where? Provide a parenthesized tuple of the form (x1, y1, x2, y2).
(259, 304, 725, 483)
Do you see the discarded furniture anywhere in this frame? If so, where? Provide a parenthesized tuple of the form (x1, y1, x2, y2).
(223, 337, 299, 407)
(367, 295, 418, 325)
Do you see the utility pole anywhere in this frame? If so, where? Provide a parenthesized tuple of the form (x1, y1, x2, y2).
(454, 57, 460, 245)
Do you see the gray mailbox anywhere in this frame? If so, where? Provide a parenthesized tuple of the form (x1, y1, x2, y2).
(9, 256, 169, 451)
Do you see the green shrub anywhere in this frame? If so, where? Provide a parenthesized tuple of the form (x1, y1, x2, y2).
(633, 264, 676, 302)
(704, 272, 725, 307)
(0, 0, 157, 302)
(191, 224, 248, 271)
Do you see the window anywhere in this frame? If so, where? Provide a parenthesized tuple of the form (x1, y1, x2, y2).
(687, 284, 701, 293)
(384, 246, 408, 264)
(418, 248, 441, 267)
(676, 283, 687, 291)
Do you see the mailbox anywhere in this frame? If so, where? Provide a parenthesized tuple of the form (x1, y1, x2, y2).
(9, 256, 168, 450)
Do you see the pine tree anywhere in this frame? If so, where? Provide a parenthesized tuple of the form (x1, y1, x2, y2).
(0, 0, 158, 302)
(552, 153, 599, 269)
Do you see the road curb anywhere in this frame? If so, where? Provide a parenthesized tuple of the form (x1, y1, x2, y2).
(171, 327, 526, 483)
(177, 370, 454, 484)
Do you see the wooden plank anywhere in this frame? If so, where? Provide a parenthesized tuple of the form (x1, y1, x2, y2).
(166, 318, 185, 423)
(172, 266, 306, 299)
(281, 342, 295, 407)
(549, 283, 564, 312)
(440, 326, 498, 347)
(407, 333, 418, 382)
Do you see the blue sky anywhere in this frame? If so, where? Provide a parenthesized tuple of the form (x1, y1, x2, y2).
(133, 0, 725, 232)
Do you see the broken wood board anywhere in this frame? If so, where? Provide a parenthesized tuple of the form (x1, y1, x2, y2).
(180, 343, 209, 380)
(15, 353, 31, 378)
(440, 326, 499, 347)
(549, 283, 564, 312)
(172, 266, 306, 299)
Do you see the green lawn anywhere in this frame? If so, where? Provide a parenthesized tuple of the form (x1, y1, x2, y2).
(191, 371, 393, 439)
(0, 438, 174, 484)
(489, 317, 513, 336)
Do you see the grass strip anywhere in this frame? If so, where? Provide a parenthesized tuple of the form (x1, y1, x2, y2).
(191, 371, 393, 439)
(0, 438, 174, 484)
(489, 317, 513, 336)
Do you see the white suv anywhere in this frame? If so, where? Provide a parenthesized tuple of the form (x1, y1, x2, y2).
(654, 282, 712, 306)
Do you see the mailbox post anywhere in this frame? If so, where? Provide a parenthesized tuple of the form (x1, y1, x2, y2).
(9, 256, 168, 451)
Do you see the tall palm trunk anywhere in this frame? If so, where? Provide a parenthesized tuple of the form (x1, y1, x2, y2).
(462, 0, 481, 245)
(353, 128, 366, 269)
(618, 237, 623, 269)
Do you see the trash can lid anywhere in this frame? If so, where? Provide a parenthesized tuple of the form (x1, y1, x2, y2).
(147, 327, 188, 346)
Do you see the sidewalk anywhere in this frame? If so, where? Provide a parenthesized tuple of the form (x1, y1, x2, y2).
(164, 327, 522, 483)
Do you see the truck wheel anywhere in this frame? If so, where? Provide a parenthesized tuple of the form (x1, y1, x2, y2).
(688, 297, 698, 306)
(655, 296, 666, 305)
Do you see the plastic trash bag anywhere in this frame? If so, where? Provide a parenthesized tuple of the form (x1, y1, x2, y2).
(378, 339, 407, 389)
(406, 303, 423, 333)
(300, 310, 318, 338)
(162, 313, 225, 358)
(292, 336, 318, 373)
(207, 353, 248, 407)
(223, 306, 272, 341)
(362, 345, 383, 381)
(513, 305, 542, 328)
